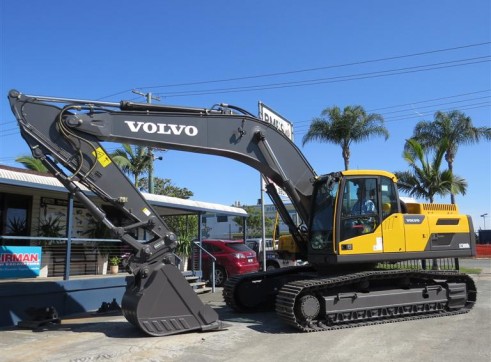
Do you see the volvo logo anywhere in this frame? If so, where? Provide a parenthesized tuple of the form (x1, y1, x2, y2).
(124, 121, 198, 136)
(403, 215, 425, 224)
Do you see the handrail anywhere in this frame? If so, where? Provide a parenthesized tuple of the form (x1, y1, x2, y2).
(193, 241, 217, 293)
(0, 236, 121, 242)
(1, 236, 221, 290)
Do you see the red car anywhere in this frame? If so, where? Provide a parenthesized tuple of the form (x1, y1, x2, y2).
(198, 239, 259, 287)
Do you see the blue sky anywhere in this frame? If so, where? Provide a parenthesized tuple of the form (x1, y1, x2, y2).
(1, 1, 490, 229)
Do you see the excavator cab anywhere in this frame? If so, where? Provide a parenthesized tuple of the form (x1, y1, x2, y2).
(307, 170, 475, 266)
(307, 170, 405, 263)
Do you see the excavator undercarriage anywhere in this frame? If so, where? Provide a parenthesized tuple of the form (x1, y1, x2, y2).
(224, 265, 476, 332)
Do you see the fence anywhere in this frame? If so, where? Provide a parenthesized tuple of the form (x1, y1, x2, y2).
(377, 258, 460, 271)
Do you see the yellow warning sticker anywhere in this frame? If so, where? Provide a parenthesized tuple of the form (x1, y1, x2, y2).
(92, 147, 112, 168)
(142, 208, 151, 216)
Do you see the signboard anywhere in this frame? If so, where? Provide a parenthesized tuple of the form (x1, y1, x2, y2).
(258, 102, 294, 141)
(0, 246, 42, 278)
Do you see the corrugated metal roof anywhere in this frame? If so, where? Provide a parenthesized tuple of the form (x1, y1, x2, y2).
(143, 192, 247, 216)
(0, 166, 247, 217)
(0, 166, 74, 192)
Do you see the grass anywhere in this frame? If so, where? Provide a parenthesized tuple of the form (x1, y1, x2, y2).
(459, 267, 482, 274)
(375, 262, 482, 275)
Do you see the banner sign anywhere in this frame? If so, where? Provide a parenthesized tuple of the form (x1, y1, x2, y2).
(0, 246, 42, 278)
(258, 102, 294, 141)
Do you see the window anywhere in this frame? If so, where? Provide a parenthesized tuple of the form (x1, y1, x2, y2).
(309, 177, 338, 250)
(216, 215, 228, 223)
(226, 243, 251, 252)
(380, 177, 398, 219)
(0, 193, 32, 245)
(342, 178, 378, 216)
(340, 178, 379, 241)
(203, 242, 221, 253)
(101, 204, 137, 239)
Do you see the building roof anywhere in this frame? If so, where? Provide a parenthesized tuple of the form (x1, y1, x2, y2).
(0, 165, 247, 217)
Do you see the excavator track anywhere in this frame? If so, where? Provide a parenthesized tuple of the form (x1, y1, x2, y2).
(275, 270, 477, 332)
(224, 268, 476, 332)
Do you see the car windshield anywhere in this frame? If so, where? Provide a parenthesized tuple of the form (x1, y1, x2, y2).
(226, 243, 252, 252)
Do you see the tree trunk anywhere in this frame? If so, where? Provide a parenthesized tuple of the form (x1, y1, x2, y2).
(342, 145, 350, 170)
(448, 161, 456, 204)
(446, 152, 456, 204)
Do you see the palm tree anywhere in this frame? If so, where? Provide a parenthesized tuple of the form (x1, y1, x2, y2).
(302, 105, 389, 170)
(395, 139, 467, 203)
(15, 155, 48, 173)
(110, 144, 152, 187)
(409, 110, 491, 204)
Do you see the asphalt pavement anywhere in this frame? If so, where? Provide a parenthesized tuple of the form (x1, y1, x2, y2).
(0, 257, 490, 362)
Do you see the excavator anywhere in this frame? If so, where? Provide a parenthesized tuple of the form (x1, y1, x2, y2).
(8, 89, 476, 336)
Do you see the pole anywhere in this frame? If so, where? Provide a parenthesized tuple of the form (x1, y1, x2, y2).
(481, 213, 488, 229)
(148, 147, 155, 194)
(64, 193, 74, 281)
(132, 90, 160, 193)
(258, 101, 267, 271)
(260, 176, 267, 271)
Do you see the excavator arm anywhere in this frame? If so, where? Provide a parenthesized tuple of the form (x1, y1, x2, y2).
(7, 89, 316, 336)
(9, 91, 317, 251)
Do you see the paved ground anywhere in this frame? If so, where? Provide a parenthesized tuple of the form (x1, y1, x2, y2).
(0, 258, 490, 362)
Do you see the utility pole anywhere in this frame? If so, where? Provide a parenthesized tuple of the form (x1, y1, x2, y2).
(481, 213, 488, 229)
(132, 89, 160, 105)
(132, 90, 160, 194)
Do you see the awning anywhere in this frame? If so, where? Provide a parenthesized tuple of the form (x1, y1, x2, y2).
(0, 165, 247, 217)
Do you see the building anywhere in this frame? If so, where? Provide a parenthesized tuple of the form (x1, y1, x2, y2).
(203, 201, 301, 239)
(0, 164, 247, 327)
(0, 165, 247, 244)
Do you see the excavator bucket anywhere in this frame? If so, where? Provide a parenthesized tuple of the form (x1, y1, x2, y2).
(122, 264, 223, 336)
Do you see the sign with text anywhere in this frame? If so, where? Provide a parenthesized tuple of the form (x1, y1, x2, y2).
(0, 246, 42, 278)
(258, 102, 294, 141)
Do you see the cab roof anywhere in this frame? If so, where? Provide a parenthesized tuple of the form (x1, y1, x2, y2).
(340, 169, 398, 181)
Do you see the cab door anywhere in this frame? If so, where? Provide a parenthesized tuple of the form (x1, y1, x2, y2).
(379, 176, 406, 253)
(338, 177, 383, 255)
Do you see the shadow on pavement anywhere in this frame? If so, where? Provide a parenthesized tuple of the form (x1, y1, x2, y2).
(10, 302, 297, 338)
(213, 304, 297, 334)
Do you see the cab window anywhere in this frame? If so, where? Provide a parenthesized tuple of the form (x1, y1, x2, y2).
(340, 178, 379, 241)
(380, 177, 398, 220)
